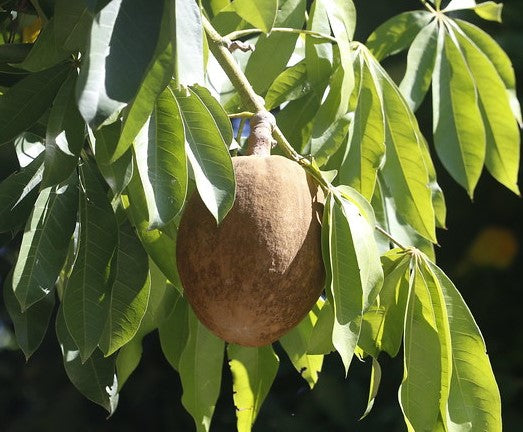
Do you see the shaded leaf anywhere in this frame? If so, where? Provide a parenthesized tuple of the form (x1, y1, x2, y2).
(133, 86, 187, 229)
(63, 160, 118, 361)
(307, 298, 335, 355)
(76, 0, 164, 128)
(360, 357, 381, 419)
(3, 271, 55, 360)
(228, 344, 279, 432)
(0, 153, 44, 233)
(99, 221, 151, 356)
(233, 0, 278, 33)
(159, 290, 189, 371)
(174, 86, 235, 223)
(12, 174, 78, 309)
(0, 63, 69, 144)
(179, 309, 224, 432)
(54, 0, 93, 51)
(14, 132, 45, 168)
(56, 306, 118, 414)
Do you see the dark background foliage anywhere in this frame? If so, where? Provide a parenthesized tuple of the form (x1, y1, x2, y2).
(1, 0, 522, 430)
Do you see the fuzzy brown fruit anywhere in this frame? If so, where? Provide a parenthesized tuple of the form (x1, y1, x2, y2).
(176, 155, 325, 346)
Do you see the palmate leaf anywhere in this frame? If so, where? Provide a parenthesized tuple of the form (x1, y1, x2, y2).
(233, 0, 278, 33)
(444, 0, 503, 23)
(63, 160, 118, 361)
(76, 0, 164, 128)
(264, 61, 310, 111)
(133, 86, 187, 229)
(279, 300, 324, 389)
(449, 21, 520, 195)
(56, 306, 119, 415)
(433, 26, 486, 197)
(3, 271, 55, 360)
(179, 308, 224, 432)
(0, 62, 69, 145)
(99, 221, 151, 357)
(228, 344, 279, 432)
(0, 153, 44, 233)
(12, 173, 78, 310)
(174, 85, 235, 224)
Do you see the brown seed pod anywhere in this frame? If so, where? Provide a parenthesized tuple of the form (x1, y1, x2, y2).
(176, 112, 324, 346)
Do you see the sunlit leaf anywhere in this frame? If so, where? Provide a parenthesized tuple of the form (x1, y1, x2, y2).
(179, 309, 224, 432)
(228, 344, 279, 432)
(366, 11, 433, 61)
(233, 0, 278, 33)
(360, 357, 381, 419)
(265, 61, 310, 111)
(133, 86, 187, 229)
(76, 0, 164, 128)
(307, 298, 335, 355)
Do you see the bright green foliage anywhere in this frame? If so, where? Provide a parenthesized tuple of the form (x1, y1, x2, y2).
(0, 0, 516, 430)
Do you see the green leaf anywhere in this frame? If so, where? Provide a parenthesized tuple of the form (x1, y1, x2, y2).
(99, 221, 151, 356)
(171, 0, 205, 86)
(133, 87, 187, 229)
(0, 63, 69, 145)
(0, 153, 44, 233)
(179, 309, 225, 432)
(358, 249, 410, 358)
(400, 20, 439, 111)
(14, 132, 45, 167)
(244, 0, 306, 94)
(307, 298, 335, 355)
(279, 302, 324, 389)
(427, 261, 502, 431)
(174, 86, 236, 224)
(325, 193, 383, 374)
(227, 344, 279, 432)
(159, 290, 189, 371)
(399, 262, 441, 432)
(18, 19, 70, 72)
(360, 357, 381, 420)
(124, 171, 180, 285)
(444, 0, 503, 23)
(432, 28, 486, 197)
(276, 92, 321, 154)
(63, 160, 118, 361)
(54, 0, 93, 51)
(56, 306, 119, 414)
(3, 271, 55, 360)
(92, 121, 133, 197)
(43, 72, 85, 187)
(451, 23, 520, 195)
(113, 7, 174, 162)
(366, 11, 433, 61)
(455, 19, 521, 126)
(76, 0, 164, 128)
(12, 174, 78, 310)
(189, 84, 234, 149)
(264, 61, 309, 111)
(368, 53, 436, 242)
(0, 43, 32, 63)
(339, 57, 385, 200)
(233, 0, 278, 33)
(309, 67, 351, 166)
(305, 0, 334, 96)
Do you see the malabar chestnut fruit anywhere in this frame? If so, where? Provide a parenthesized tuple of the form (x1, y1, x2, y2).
(176, 112, 324, 346)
